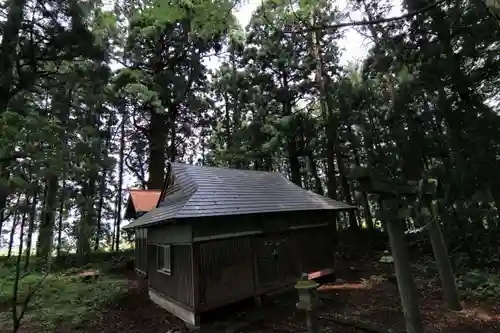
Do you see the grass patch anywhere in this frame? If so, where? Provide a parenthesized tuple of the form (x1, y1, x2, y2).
(0, 264, 128, 331)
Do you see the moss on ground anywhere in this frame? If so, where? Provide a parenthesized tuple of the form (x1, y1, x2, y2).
(0, 264, 128, 330)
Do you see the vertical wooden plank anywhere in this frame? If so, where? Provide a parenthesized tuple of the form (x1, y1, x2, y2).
(191, 243, 201, 311)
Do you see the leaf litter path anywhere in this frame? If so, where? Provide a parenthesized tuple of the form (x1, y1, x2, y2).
(48, 268, 500, 333)
(246, 266, 500, 333)
(78, 278, 186, 333)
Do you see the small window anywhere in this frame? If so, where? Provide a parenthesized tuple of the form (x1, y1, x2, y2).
(157, 244, 171, 275)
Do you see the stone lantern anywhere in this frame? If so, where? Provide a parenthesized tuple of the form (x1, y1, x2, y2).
(380, 250, 396, 283)
(295, 273, 321, 333)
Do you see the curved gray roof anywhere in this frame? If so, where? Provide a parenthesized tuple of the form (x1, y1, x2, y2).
(123, 163, 355, 229)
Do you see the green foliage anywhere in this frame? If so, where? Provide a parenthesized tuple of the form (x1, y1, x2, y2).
(457, 270, 500, 300)
(0, 266, 128, 330)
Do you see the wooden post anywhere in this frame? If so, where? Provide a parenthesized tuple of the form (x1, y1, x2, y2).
(427, 217, 461, 310)
(350, 167, 424, 333)
(418, 179, 461, 311)
(382, 199, 424, 333)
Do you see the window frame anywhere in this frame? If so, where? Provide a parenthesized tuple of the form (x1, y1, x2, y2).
(156, 244, 172, 275)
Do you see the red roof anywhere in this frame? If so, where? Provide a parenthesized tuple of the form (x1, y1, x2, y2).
(127, 189, 161, 213)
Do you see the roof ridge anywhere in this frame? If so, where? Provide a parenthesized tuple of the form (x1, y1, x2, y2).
(169, 162, 282, 175)
(128, 189, 161, 192)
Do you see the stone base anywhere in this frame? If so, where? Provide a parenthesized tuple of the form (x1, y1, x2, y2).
(149, 288, 199, 327)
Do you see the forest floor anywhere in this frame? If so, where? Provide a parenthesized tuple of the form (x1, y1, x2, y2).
(3, 258, 499, 333)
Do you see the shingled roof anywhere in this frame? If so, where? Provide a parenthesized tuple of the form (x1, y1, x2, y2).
(123, 189, 161, 219)
(123, 163, 355, 229)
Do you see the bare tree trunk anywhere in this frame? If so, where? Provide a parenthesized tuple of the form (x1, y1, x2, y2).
(114, 108, 126, 251)
(307, 151, 324, 195)
(95, 170, 106, 251)
(24, 188, 37, 271)
(310, 10, 337, 200)
(76, 178, 96, 264)
(36, 174, 58, 263)
(0, 0, 27, 114)
(337, 151, 358, 230)
(7, 208, 20, 258)
(12, 185, 48, 333)
(147, 106, 166, 189)
(168, 104, 178, 163)
(56, 178, 65, 257)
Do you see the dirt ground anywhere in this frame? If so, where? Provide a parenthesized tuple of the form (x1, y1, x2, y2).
(75, 263, 500, 333)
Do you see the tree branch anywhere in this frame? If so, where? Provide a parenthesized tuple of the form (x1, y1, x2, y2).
(287, 0, 448, 33)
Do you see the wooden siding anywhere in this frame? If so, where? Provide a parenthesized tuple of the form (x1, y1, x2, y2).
(147, 223, 192, 244)
(148, 210, 336, 313)
(195, 237, 255, 311)
(254, 230, 300, 290)
(135, 228, 148, 274)
(192, 211, 331, 241)
(148, 243, 194, 308)
(192, 220, 335, 311)
(147, 223, 194, 308)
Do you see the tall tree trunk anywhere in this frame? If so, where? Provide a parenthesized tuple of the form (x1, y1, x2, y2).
(77, 178, 97, 263)
(348, 126, 374, 230)
(336, 149, 358, 229)
(168, 104, 178, 163)
(56, 178, 65, 257)
(76, 93, 100, 264)
(229, 45, 242, 168)
(286, 134, 302, 186)
(24, 188, 37, 271)
(95, 125, 111, 251)
(147, 106, 166, 190)
(114, 109, 126, 251)
(310, 10, 337, 200)
(307, 151, 324, 195)
(0, 197, 6, 240)
(282, 75, 301, 186)
(95, 170, 106, 251)
(0, 0, 26, 113)
(36, 174, 58, 262)
(7, 203, 20, 258)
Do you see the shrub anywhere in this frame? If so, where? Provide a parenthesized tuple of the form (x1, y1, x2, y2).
(456, 269, 500, 300)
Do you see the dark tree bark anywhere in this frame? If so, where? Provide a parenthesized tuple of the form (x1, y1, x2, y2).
(336, 149, 358, 229)
(0, 0, 27, 114)
(24, 188, 37, 271)
(7, 209, 19, 258)
(76, 177, 97, 263)
(36, 174, 57, 262)
(310, 11, 338, 200)
(168, 104, 178, 163)
(147, 105, 166, 190)
(114, 107, 126, 251)
(307, 151, 324, 195)
(56, 179, 65, 257)
(95, 126, 111, 251)
(95, 170, 106, 251)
